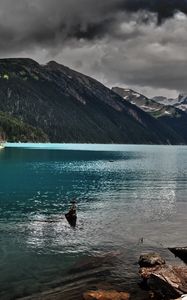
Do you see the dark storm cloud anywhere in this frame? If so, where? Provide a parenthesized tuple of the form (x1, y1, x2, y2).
(119, 0, 187, 24)
(1, 0, 187, 47)
(1, 0, 187, 96)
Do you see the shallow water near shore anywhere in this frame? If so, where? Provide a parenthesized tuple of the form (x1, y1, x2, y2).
(0, 144, 187, 299)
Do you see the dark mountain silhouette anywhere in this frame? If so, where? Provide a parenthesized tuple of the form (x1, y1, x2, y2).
(0, 58, 184, 144)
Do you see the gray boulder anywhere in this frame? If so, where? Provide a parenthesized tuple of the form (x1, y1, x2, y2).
(138, 252, 165, 268)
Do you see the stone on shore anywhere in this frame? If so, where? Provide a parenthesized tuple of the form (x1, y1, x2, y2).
(138, 252, 187, 299)
(138, 252, 165, 268)
(83, 290, 130, 300)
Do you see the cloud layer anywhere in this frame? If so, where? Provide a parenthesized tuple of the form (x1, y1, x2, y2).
(1, 0, 187, 97)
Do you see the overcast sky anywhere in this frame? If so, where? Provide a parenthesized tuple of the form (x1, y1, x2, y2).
(1, 0, 187, 98)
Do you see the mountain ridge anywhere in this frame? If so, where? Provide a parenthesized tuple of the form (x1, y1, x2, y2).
(0, 58, 185, 144)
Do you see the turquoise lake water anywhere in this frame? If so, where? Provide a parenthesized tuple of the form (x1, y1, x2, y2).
(0, 144, 187, 299)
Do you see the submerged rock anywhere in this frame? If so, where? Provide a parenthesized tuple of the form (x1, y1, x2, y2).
(83, 290, 130, 300)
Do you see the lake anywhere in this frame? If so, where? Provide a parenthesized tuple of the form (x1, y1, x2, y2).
(0, 144, 187, 299)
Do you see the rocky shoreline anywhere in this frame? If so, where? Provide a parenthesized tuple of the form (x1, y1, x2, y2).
(138, 251, 187, 300)
(19, 248, 187, 300)
(83, 250, 187, 300)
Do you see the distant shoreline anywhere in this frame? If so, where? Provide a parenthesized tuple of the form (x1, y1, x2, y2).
(5, 142, 187, 151)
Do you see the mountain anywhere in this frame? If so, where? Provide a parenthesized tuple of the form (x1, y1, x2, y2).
(112, 87, 181, 118)
(152, 96, 178, 107)
(153, 94, 187, 112)
(0, 111, 48, 142)
(176, 94, 187, 112)
(0, 58, 184, 144)
(112, 87, 187, 143)
(112, 87, 166, 114)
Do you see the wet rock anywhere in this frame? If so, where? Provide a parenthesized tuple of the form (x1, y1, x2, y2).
(138, 252, 165, 268)
(169, 247, 187, 264)
(175, 295, 187, 300)
(139, 253, 187, 299)
(83, 290, 130, 300)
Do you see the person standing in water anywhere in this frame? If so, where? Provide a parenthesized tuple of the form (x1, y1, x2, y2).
(65, 200, 77, 227)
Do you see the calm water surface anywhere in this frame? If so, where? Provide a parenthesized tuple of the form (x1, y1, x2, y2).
(0, 144, 187, 299)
